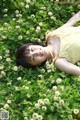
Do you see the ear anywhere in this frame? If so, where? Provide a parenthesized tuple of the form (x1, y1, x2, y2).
(47, 35, 61, 55)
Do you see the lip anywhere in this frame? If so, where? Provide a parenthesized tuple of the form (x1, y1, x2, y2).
(40, 51, 43, 56)
(40, 50, 44, 56)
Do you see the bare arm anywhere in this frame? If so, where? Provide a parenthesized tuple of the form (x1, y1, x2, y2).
(55, 58, 80, 76)
(46, 11, 80, 38)
(62, 11, 80, 27)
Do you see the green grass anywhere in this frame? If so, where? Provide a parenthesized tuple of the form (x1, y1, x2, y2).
(0, 0, 80, 120)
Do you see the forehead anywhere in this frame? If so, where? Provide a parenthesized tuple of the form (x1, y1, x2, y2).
(28, 44, 42, 49)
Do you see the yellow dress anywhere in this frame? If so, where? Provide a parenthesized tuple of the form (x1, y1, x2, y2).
(46, 26, 80, 64)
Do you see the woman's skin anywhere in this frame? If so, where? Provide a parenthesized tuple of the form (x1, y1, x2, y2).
(27, 44, 54, 65)
(27, 11, 80, 76)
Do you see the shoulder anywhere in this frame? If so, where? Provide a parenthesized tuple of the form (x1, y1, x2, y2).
(45, 26, 67, 41)
(46, 33, 60, 43)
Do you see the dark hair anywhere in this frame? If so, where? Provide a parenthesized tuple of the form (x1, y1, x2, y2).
(15, 42, 46, 68)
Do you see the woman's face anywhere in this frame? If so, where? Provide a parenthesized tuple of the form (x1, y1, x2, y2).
(26, 45, 47, 66)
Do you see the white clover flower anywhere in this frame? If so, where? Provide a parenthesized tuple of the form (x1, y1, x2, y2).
(40, 68, 45, 74)
(6, 58, 11, 62)
(58, 97, 61, 101)
(59, 100, 64, 105)
(41, 6, 46, 10)
(46, 61, 50, 65)
(7, 81, 12, 85)
(18, 66, 23, 70)
(68, 115, 73, 119)
(60, 85, 64, 91)
(20, 2, 24, 7)
(56, 78, 62, 84)
(38, 99, 44, 105)
(17, 77, 22, 81)
(0, 65, 4, 70)
(44, 98, 49, 104)
(77, 62, 80, 66)
(18, 35, 23, 40)
(48, 11, 53, 16)
(16, 25, 20, 29)
(42, 106, 47, 111)
(3, 14, 8, 17)
(50, 106, 54, 111)
(18, 14, 22, 17)
(50, 16, 56, 20)
(16, 14, 19, 17)
(0, 56, 2, 60)
(13, 66, 18, 71)
(25, 5, 29, 8)
(2, 36, 7, 40)
(17, 19, 23, 23)
(38, 75, 43, 79)
(15, 86, 19, 91)
(54, 102, 59, 107)
(26, 94, 31, 98)
(73, 109, 79, 114)
(22, 85, 26, 88)
(31, 14, 35, 18)
(7, 100, 11, 104)
(77, 4, 80, 9)
(32, 113, 39, 119)
(39, 22, 43, 26)
(1, 71, 6, 76)
(55, 91, 60, 97)
(52, 86, 57, 91)
(3, 8, 8, 13)
(47, 69, 51, 73)
(78, 76, 80, 82)
(38, 115, 43, 120)
(0, 28, 3, 32)
(24, 117, 28, 120)
(40, 35, 44, 40)
(34, 103, 40, 109)
(0, 108, 4, 111)
(8, 26, 12, 31)
(51, 80, 55, 84)
(24, 86, 29, 90)
(5, 50, 9, 54)
(54, 96, 59, 101)
(37, 38, 41, 42)
(35, 26, 41, 33)
(26, 31, 30, 35)
(56, 0, 59, 2)
(13, 18, 16, 21)
(4, 22, 8, 26)
(15, 10, 19, 14)
(4, 104, 9, 109)
(25, 0, 30, 3)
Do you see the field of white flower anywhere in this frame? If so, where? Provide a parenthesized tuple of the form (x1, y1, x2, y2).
(0, 0, 80, 120)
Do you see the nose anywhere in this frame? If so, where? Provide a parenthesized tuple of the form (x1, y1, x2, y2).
(31, 50, 40, 56)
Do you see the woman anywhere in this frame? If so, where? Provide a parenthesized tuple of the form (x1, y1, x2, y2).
(16, 11, 80, 76)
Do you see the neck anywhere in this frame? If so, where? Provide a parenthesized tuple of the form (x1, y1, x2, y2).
(44, 46, 55, 60)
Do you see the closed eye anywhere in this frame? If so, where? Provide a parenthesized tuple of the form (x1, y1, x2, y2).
(33, 57, 35, 61)
(31, 56, 35, 62)
(31, 48, 34, 52)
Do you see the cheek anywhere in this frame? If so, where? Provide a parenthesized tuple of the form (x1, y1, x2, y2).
(35, 57, 42, 62)
(38, 56, 45, 62)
